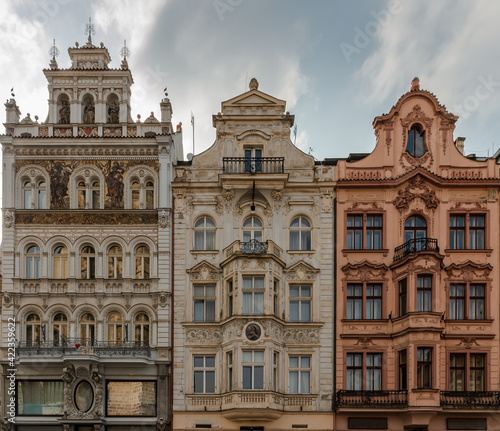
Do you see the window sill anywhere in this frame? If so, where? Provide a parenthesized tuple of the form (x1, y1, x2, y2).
(445, 319, 494, 324)
(412, 388, 439, 393)
(341, 319, 389, 323)
(342, 249, 389, 257)
(445, 248, 492, 254)
(287, 250, 315, 254)
(191, 249, 219, 254)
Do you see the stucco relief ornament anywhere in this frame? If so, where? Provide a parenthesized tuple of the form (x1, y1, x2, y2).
(3, 209, 13, 228)
(392, 176, 440, 212)
(355, 337, 374, 349)
(321, 191, 333, 212)
(157, 418, 169, 431)
(158, 209, 170, 228)
(272, 189, 283, 210)
(457, 337, 479, 349)
(0, 418, 14, 431)
(215, 196, 223, 215)
(222, 188, 234, 209)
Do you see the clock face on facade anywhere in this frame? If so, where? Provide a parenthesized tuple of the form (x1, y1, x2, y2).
(245, 323, 261, 341)
(74, 380, 94, 413)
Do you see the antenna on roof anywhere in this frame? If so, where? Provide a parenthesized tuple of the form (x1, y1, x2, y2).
(191, 111, 195, 155)
(49, 39, 60, 60)
(293, 125, 297, 146)
(85, 17, 96, 44)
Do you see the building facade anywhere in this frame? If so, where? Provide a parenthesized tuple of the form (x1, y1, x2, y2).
(171, 79, 335, 431)
(335, 79, 500, 431)
(1, 35, 182, 431)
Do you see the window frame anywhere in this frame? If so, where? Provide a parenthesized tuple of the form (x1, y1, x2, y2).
(448, 213, 487, 250)
(20, 174, 49, 210)
(288, 355, 311, 394)
(289, 216, 312, 251)
(134, 244, 151, 279)
(80, 245, 96, 279)
(194, 216, 217, 251)
(398, 278, 408, 317)
(193, 284, 216, 323)
(345, 282, 383, 320)
(416, 274, 433, 312)
(52, 244, 68, 279)
(448, 282, 486, 320)
(346, 213, 384, 250)
(398, 349, 407, 390)
(242, 350, 265, 390)
(416, 347, 433, 389)
(242, 275, 265, 315)
(289, 284, 312, 322)
(52, 313, 68, 346)
(107, 244, 123, 279)
(134, 313, 150, 345)
(193, 355, 216, 394)
(25, 313, 41, 346)
(449, 352, 486, 392)
(25, 245, 41, 279)
(107, 312, 124, 345)
(345, 351, 383, 391)
(406, 124, 426, 158)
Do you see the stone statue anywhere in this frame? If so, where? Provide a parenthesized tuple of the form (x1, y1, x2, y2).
(108, 98, 119, 123)
(83, 97, 95, 124)
(59, 99, 70, 124)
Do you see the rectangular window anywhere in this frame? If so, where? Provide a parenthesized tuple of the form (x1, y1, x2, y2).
(399, 350, 407, 390)
(399, 278, 407, 316)
(417, 275, 432, 312)
(227, 280, 233, 317)
(417, 347, 432, 389)
(242, 276, 264, 315)
(346, 353, 363, 390)
(289, 285, 311, 322)
(273, 351, 279, 391)
(346, 283, 382, 320)
(193, 285, 216, 322)
(366, 353, 382, 390)
(449, 283, 486, 320)
(449, 215, 465, 249)
(242, 350, 264, 390)
(449, 284, 465, 319)
(17, 381, 64, 415)
(273, 280, 279, 318)
(347, 214, 383, 250)
(469, 215, 485, 249)
(449, 353, 485, 391)
(106, 381, 156, 416)
(193, 356, 216, 394)
(289, 355, 311, 394)
(226, 352, 233, 392)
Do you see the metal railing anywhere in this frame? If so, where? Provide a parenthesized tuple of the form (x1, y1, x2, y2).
(336, 390, 408, 408)
(240, 239, 269, 254)
(223, 157, 284, 174)
(393, 237, 439, 261)
(16, 338, 151, 357)
(441, 391, 500, 409)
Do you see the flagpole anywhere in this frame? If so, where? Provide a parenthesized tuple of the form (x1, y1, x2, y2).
(191, 111, 195, 154)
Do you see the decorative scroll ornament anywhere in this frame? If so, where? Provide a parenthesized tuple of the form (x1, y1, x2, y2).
(158, 209, 170, 228)
(456, 337, 479, 349)
(392, 175, 440, 212)
(355, 337, 374, 349)
(62, 363, 103, 419)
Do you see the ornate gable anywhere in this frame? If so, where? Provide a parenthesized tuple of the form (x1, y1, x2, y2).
(284, 261, 319, 281)
(187, 260, 222, 280)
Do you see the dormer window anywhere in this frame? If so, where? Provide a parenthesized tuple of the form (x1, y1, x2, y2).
(406, 125, 425, 158)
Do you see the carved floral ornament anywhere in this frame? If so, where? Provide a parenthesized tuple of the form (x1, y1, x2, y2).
(187, 261, 222, 280)
(284, 261, 319, 280)
(341, 260, 389, 283)
(444, 261, 492, 287)
(392, 175, 440, 212)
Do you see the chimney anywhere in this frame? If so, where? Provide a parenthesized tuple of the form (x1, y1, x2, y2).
(455, 137, 466, 155)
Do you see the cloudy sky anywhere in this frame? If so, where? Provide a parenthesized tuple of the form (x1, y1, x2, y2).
(2, 0, 500, 160)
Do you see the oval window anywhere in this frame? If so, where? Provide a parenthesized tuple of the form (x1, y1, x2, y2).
(74, 380, 94, 412)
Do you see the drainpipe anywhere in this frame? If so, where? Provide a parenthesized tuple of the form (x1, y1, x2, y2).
(333, 196, 337, 420)
(170, 194, 175, 431)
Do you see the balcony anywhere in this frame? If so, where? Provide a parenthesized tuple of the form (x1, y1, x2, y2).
(17, 339, 151, 357)
(223, 157, 284, 174)
(224, 240, 283, 260)
(336, 390, 408, 408)
(441, 391, 500, 409)
(393, 237, 439, 262)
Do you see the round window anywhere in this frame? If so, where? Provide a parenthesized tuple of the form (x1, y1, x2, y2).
(74, 380, 94, 412)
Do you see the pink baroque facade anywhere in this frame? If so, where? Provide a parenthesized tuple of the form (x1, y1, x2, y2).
(335, 79, 500, 431)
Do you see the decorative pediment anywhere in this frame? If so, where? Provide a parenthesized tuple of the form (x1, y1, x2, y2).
(341, 260, 388, 281)
(284, 261, 319, 280)
(187, 261, 222, 280)
(392, 255, 444, 278)
(222, 90, 285, 108)
(444, 261, 493, 281)
(393, 175, 440, 211)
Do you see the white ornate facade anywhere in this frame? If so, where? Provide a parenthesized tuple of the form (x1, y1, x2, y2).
(172, 79, 335, 431)
(1, 34, 182, 431)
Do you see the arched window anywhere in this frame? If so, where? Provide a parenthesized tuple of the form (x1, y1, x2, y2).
(406, 125, 426, 158)
(194, 217, 216, 250)
(290, 217, 312, 250)
(145, 181, 154, 209)
(80, 313, 95, 344)
(135, 245, 150, 279)
(23, 181, 32, 209)
(26, 313, 41, 346)
(134, 313, 150, 345)
(405, 215, 427, 251)
(37, 181, 46, 209)
(81, 246, 95, 279)
(82, 94, 95, 124)
(53, 245, 68, 279)
(91, 180, 100, 209)
(107, 312, 123, 345)
(107, 245, 123, 279)
(107, 94, 120, 124)
(243, 216, 263, 242)
(26, 245, 41, 279)
(77, 180, 86, 209)
(58, 94, 70, 124)
(131, 180, 141, 209)
(52, 313, 68, 346)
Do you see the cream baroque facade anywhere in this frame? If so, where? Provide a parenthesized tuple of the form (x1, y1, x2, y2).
(172, 79, 335, 431)
(335, 79, 500, 431)
(1, 35, 182, 431)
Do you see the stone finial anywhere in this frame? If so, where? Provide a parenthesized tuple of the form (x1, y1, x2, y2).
(249, 78, 259, 90)
(411, 77, 420, 91)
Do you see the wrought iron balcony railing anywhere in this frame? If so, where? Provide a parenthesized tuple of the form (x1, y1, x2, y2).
(16, 338, 151, 357)
(336, 390, 408, 408)
(240, 239, 269, 254)
(441, 391, 500, 409)
(393, 237, 439, 261)
(223, 157, 284, 174)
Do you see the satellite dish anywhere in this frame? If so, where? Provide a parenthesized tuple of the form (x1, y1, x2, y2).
(187, 153, 194, 161)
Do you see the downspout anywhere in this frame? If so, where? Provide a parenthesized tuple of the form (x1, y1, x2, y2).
(170, 194, 175, 431)
(332, 196, 337, 420)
